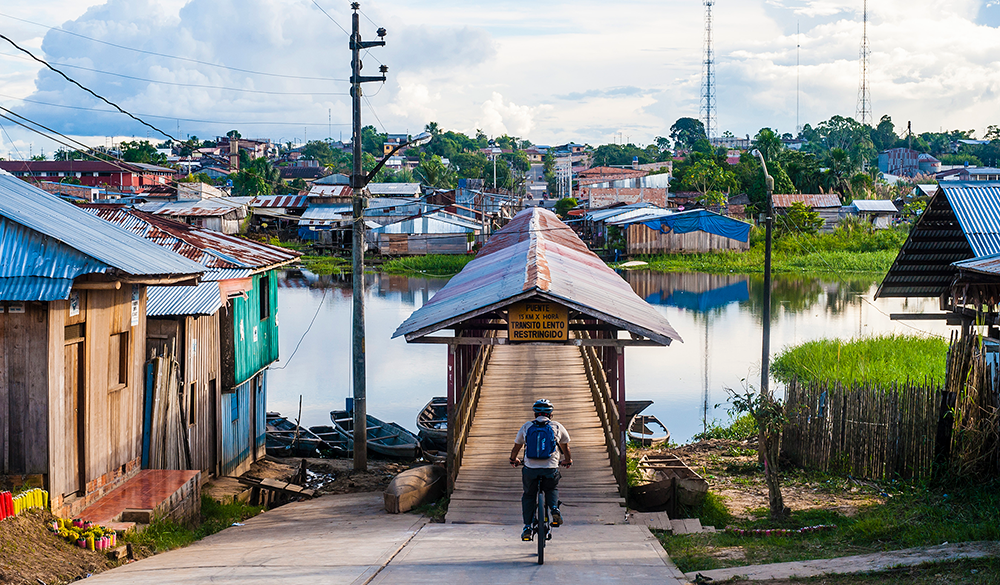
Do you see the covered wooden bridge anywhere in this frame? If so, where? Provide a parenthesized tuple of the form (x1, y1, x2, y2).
(393, 207, 682, 524)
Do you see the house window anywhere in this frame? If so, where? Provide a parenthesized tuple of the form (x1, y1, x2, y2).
(109, 331, 129, 389)
(231, 391, 239, 423)
(259, 274, 270, 320)
(188, 381, 197, 426)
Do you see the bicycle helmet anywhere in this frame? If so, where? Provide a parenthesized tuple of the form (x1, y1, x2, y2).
(532, 399, 554, 416)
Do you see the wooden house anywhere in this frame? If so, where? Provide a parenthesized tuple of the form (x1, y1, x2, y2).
(0, 171, 204, 518)
(83, 207, 300, 478)
(609, 208, 752, 255)
(772, 193, 842, 233)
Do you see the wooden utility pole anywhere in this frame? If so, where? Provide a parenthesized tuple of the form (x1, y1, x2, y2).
(350, 1, 386, 471)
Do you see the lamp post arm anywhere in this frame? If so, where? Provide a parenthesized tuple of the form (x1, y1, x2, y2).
(364, 133, 432, 185)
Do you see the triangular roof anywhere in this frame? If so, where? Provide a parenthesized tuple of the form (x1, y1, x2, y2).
(393, 207, 682, 345)
(877, 182, 1000, 298)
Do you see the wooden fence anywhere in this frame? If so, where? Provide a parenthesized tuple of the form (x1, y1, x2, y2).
(782, 379, 943, 480)
(577, 331, 626, 496)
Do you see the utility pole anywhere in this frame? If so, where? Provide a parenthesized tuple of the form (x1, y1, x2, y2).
(752, 150, 774, 397)
(350, 1, 387, 472)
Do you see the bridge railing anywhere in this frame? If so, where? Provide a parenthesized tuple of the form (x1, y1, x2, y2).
(447, 330, 496, 492)
(576, 329, 626, 496)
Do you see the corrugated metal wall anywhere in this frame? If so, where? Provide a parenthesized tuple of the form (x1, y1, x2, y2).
(219, 371, 266, 477)
(626, 224, 750, 255)
(230, 271, 279, 387)
(255, 373, 266, 459)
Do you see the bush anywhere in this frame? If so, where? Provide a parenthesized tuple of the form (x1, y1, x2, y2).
(695, 413, 758, 441)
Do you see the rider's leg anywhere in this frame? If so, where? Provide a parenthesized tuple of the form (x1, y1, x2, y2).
(521, 467, 541, 526)
(541, 469, 560, 514)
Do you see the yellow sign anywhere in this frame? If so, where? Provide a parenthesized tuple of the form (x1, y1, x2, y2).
(508, 301, 569, 342)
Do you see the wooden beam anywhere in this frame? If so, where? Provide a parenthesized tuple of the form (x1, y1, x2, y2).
(118, 275, 201, 286)
(72, 281, 121, 290)
(408, 336, 664, 347)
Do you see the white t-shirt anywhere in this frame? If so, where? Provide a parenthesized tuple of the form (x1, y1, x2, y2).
(515, 416, 571, 469)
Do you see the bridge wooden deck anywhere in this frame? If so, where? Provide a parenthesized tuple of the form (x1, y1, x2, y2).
(446, 344, 625, 525)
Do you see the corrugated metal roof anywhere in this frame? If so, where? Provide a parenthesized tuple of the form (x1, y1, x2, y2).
(585, 203, 654, 222)
(773, 193, 842, 208)
(250, 195, 308, 209)
(0, 171, 204, 292)
(943, 184, 1000, 257)
(0, 276, 74, 302)
(393, 207, 682, 345)
(298, 204, 351, 226)
(374, 213, 480, 235)
(82, 206, 300, 273)
(153, 198, 252, 217)
(308, 185, 353, 197)
(850, 200, 898, 212)
(368, 183, 421, 196)
(953, 253, 1000, 276)
(314, 173, 350, 185)
(605, 208, 673, 225)
(147, 281, 223, 317)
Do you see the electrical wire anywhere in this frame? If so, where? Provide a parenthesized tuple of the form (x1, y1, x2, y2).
(0, 11, 344, 82)
(310, 0, 351, 36)
(363, 95, 388, 134)
(269, 287, 330, 370)
(0, 118, 33, 177)
(0, 33, 177, 140)
(0, 52, 349, 95)
(0, 92, 351, 128)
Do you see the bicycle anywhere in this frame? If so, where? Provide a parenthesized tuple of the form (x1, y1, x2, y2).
(513, 459, 569, 565)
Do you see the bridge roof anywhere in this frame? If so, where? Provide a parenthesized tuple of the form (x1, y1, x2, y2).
(393, 207, 682, 346)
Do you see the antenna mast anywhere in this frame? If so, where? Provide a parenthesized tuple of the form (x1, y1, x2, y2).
(856, 0, 872, 126)
(701, 0, 717, 140)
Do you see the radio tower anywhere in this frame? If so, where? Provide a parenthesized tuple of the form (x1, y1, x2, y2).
(855, 0, 872, 126)
(701, 0, 717, 140)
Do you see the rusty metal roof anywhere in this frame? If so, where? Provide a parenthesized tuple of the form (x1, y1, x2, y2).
(82, 206, 300, 274)
(953, 253, 1000, 276)
(250, 195, 308, 209)
(393, 207, 682, 345)
(153, 198, 252, 217)
(772, 193, 842, 209)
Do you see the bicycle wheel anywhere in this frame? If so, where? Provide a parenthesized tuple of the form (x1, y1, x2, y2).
(536, 489, 546, 565)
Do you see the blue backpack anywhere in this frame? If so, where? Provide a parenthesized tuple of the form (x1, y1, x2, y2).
(525, 420, 557, 459)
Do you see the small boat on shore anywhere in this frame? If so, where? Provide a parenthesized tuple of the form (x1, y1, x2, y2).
(629, 453, 709, 514)
(265, 412, 325, 457)
(384, 464, 446, 514)
(416, 397, 448, 448)
(330, 408, 421, 459)
(627, 414, 670, 447)
(307, 425, 351, 457)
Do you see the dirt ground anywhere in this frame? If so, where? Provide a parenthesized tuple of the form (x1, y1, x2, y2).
(658, 438, 883, 520)
(0, 510, 117, 585)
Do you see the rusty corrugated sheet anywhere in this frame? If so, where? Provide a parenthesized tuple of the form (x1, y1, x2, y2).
(250, 195, 308, 209)
(953, 253, 1000, 276)
(392, 207, 682, 345)
(772, 193, 842, 209)
(153, 198, 253, 217)
(82, 206, 300, 272)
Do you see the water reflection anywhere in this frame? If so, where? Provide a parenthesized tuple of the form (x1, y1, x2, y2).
(269, 269, 952, 446)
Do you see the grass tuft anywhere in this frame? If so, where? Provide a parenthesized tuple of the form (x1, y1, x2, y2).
(771, 334, 948, 386)
(694, 413, 758, 442)
(381, 255, 474, 276)
(123, 495, 264, 554)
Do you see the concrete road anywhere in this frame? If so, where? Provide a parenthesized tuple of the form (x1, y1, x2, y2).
(84, 493, 689, 584)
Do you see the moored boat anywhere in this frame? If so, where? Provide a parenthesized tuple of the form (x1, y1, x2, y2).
(627, 414, 670, 447)
(629, 453, 709, 514)
(307, 425, 351, 457)
(330, 407, 421, 459)
(416, 397, 447, 448)
(265, 412, 325, 457)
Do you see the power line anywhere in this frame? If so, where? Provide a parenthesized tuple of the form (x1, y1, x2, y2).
(0, 33, 177, 140)
(310, 0, 351, 36)
(0, 51, 349, 95)
(0, 11, 345, 82)
(0, 92, 351, 128)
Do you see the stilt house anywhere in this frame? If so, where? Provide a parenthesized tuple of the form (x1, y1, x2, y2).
(0, 172, 204, 517)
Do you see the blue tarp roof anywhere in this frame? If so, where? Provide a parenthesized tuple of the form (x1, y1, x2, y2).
(637, 209, 752, 243)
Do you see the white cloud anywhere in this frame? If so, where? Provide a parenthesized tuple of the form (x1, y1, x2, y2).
(477, 92, 538, 137)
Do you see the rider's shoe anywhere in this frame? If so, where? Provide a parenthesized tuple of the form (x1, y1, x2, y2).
(550, 507, 563, 527)
(521, 525, 532, 541)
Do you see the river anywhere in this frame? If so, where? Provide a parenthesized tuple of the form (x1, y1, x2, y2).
(268, 269, 950, 444)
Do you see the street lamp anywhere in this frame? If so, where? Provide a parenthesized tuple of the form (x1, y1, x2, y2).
(351, 131, 431, 471)
(750, 149, 774, 396)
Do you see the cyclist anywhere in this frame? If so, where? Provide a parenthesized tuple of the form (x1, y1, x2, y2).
(509, 399, 572, 541)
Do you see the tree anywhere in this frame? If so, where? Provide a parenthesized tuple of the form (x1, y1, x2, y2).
(226, 130, 242, 139)
(120, 141, 167, 165)
(776, 201, 824, 235)
(686, 158, 736, 205)
(730, 387, 789, 521)
(361, 125, 387, 157)
(424, 121, 441, 137)
(414, 154, 455, 189)
(752, 128, 784, 162)
(554, 197, 578, 218)
(872, 115, 897, 151)
(231, 157, 280, 196)
(669, 117, 707, 150)
(654, 136, 671, 153)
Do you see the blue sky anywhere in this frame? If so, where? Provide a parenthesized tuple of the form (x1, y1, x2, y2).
(1, 0, 999, 156)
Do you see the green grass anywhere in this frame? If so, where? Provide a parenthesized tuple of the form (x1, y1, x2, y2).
(381, 254, 474, 276)
(632, 225, 907, 276)
(658, 478, 1000, 573)
(771, 334, 948, 386)
(411, 496, 449, 522)
(694, 413, 759, 442)
(123, 495, 264, 553)
(300, 254, 349, 275)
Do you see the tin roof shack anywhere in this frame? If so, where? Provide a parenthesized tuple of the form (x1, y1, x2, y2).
(0, 171, 204, 518)
(144, 197, 253, 234)
(845, 199, 899, 229)
(877, 182, 1000, 316)
(83, 207, 300, 477)
(610, 208, 752, 255)
(773, 193, 843, 233)
(374, 212, 481, 255)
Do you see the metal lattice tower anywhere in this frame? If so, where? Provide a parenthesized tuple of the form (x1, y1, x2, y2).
(855, 0, 872, 126)
(701, 0, 717, 140)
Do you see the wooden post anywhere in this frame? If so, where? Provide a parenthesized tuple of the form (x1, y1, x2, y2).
(446, 343, 456, 492)
(617, 347, 627, 494)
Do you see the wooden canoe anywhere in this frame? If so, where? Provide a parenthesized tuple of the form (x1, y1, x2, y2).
(307, 425, 351, 457)
(416, 397, 448, 447)
(330, 409, 421, 459)
(627, 414, 670, 447)
(384, 464, 446, 514)
(629, 453, 708, 514)
(265, 412, 325, 457)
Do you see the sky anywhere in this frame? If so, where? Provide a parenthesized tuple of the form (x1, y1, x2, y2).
(1, 0, 999, 157)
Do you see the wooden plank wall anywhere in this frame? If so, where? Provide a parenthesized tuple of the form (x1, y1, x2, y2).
(185, 313, 222, 474)
(0, 302, 51, 477)
(626, 224, 750, 255)
(378, 234, 470, 255)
